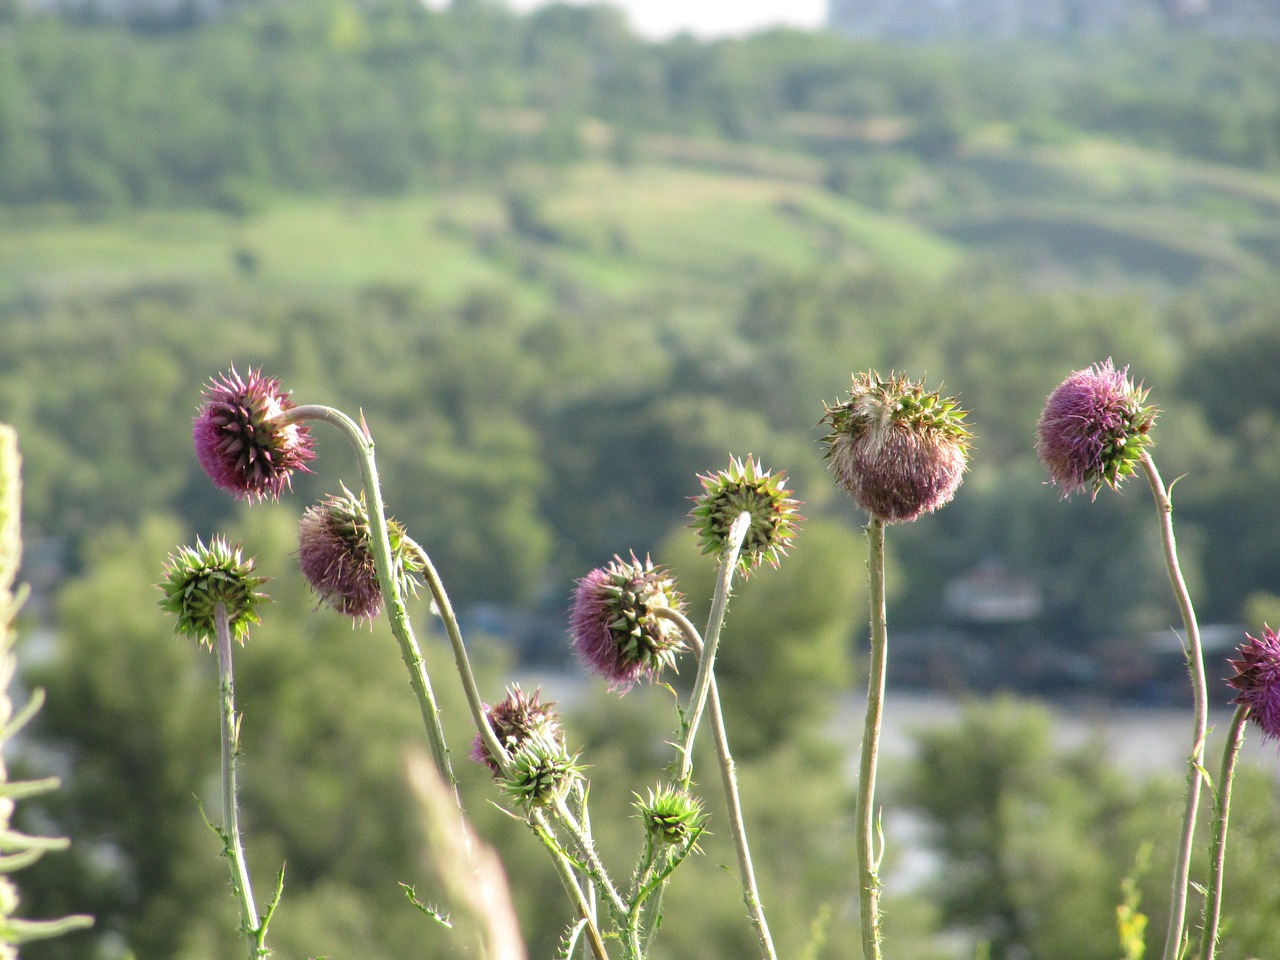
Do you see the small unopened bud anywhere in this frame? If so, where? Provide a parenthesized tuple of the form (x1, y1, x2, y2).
(500, 733, 582, 808)
(689, 455, 801, 576)
(635, 783, 706, 849)
(158, 537, 268, 646)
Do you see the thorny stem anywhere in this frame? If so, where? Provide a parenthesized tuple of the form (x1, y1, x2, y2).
(1197, 705, 1247, 960)
(678, 511, 751, 786)
(532, 811, 611, 960)
(285, 406, 460, 804)
(1142, 452, 1209, 960)
(658, 606, 778, 960)
(857, 517, 887, 960)
(214, 602, 264, 960)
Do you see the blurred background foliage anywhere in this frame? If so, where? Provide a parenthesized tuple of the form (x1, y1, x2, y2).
(3, 0, 1280, 956)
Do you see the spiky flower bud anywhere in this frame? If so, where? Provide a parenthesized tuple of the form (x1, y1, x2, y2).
(635, 783, 706, 849)
(1036, 359, 1157, 500)
(298, 486, 422, 622)
(1228, 626, 1280, 742)
(821, 371, 972, 524)
(159, 537, 268, 647)
(471, 684, 563, 774)
(689, 455, 801, 576)
(193, 367, 315, 502)
(569, 555, 685, 690)
(500, 733, 582, 808)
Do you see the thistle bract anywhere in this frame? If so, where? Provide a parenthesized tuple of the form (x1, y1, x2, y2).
(570, 555, 684, 690)
(1228, 626, 1280, 742)
(636, 783, 706, 849)
(298, 486, 421, 622)
(159, 537, 268, 647)
(193, 367, 315, 502)
(1036, 359, 1156, 499)
(821, 371, 971, 524)
(471, 684, 562, 774)
(500, 733, 582, 808)
(690, 455, 801, 576)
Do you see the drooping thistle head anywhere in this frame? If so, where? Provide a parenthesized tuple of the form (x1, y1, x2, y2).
(820, 371, 972, 524)
(1228, 626, 1280, 742)
(159, 537, 269, 647)
(689, 455, 801, 577)
(1036, 359, 1157, 500)
(471, 684, 562, 774)
(298, 486, 422, 622)
(569, 555, 685, 691)
(193, 367, 315, 502)
(635, 783, 706, 850)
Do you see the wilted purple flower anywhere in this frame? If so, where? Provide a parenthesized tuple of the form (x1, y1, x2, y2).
(570, 555, 684, 690)
(1036, 359, 1156, 499)
(820, 371, 971, 524)
(1228, 626, 1280, 742)
(193, 367, 314, 502)
(297, 486, 421, 622)
(689, 455, 802, 577)
(471, 684, 563, 774)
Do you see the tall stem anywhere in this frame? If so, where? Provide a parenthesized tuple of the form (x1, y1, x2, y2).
(285, 406, 459, 798)
(678, 511, 750, 786)
(856, 517, 887, 960)
(1197, 706, 1247, 960)
(532, 811, 611, 960)
(1142, 452, 1208, 960)
(214, 602, 263, 960)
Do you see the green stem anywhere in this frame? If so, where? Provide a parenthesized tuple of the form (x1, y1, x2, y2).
(286, 405, 459, 800)
(658, 606, 777, 960)
(532, 811, 611, 960)
(857, 517, 887, 960)
(1197, 705, 1247, 960)
(1141, 453, 1208, 960)
(678, 511, 751, 786)
(214, 602, 263, 960)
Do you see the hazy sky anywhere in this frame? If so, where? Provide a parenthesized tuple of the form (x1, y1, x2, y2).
(503, 0, 829, 39)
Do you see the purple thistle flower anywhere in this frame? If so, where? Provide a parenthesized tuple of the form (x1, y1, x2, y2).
(569, 554, 684, 691)
(1228, 626, 1280, 742)
(820, 371, 971, 524)
(193, 367, 315, 502)
(1036, 359, 1156, 500)
(470, 684, 562, 774)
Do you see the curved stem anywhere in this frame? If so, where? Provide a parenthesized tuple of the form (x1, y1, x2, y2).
(1197, 705, 1247, 960)
(658, 606, 777, 960)
(1142, 453, 1209, 960)
(857, 517, 887, 960)
(286, 406, 459, 799)
(678, 511, 751, 786)
(214, 603, 263, 960)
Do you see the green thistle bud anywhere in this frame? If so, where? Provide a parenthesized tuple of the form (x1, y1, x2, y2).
(689, 455, 801, 576)
(158, 537, 269, 647)
(499, 733, 582, 809)
(635, 783, 706, 849)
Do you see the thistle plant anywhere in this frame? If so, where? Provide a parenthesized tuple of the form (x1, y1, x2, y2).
(0, 425, 94, 952)
(159, 537, 281, 960)
(1036, 360, 1206, 960)
(821, 371, 972, 960)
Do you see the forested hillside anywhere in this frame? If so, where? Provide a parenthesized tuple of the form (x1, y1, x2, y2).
(3, 2, 1280, 958)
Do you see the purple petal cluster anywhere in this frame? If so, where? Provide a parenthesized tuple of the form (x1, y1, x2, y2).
(1228, 626, 1280, 742)
(298, 492, 384, 621)
(193, 367, 314, 502)
(470, 684, 562, 774)
(1036, 359, 1155, 499)
(569, 555, 684, 691)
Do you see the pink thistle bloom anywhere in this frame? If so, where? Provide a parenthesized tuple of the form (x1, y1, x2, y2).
(1228, 626, 1280, 742)
(193, 367, 314, 502)
(821, 371, 971, 524)
(470, 684, 562, 774)
(1036, 359, 1156, 500)
(569, 554, 684, 691)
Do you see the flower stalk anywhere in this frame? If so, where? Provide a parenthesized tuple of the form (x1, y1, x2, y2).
(1196, 705, 1247, 960)
(856, 516, 888, 960)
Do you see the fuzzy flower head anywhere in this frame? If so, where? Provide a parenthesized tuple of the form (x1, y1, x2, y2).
(298, 486, 422, 622)
(470, 684, 563, 774)
(1036, 359, 1157, 500)
(1228, 626, 1280, 743)
(689, 455, 801, 577)
(635, 783, 707, 849)
(820, 371, 972, 524)
(159, 537, 268, 647)
(569, 554, 685, 690)
(193, 367, 315, 502)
